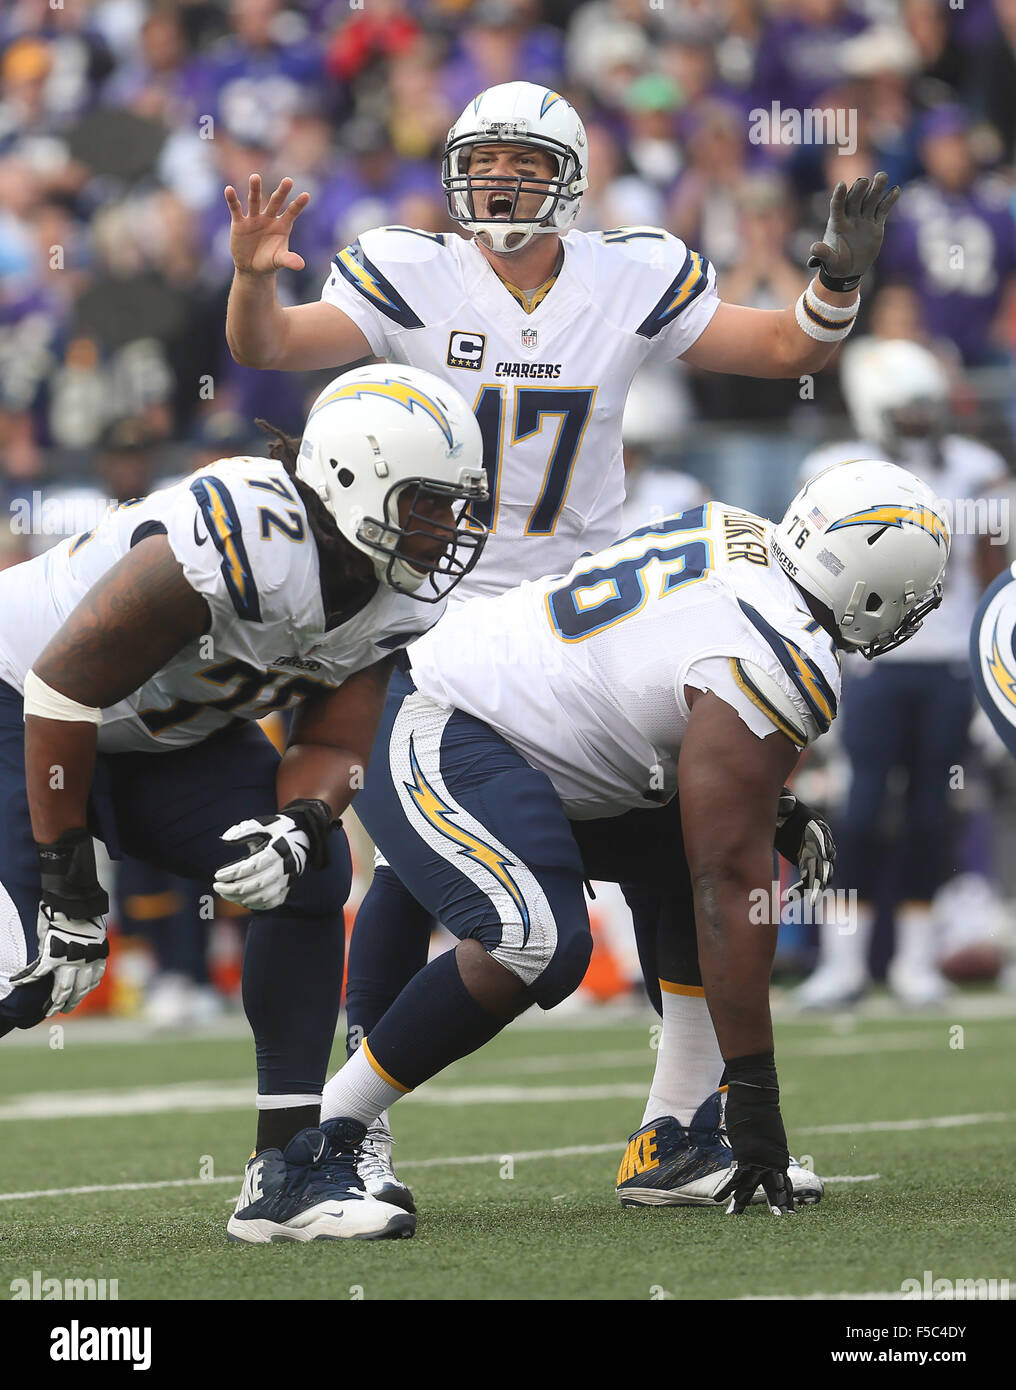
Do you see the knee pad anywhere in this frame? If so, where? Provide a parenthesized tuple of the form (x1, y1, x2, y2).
(485, 907, 592, 1011)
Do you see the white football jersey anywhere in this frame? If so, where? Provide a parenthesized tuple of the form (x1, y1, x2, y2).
(0, 457, 440, 752)
(410, 502, 842, 818)
(799, 435, 1005, 664)
(320, 225, 719, 599)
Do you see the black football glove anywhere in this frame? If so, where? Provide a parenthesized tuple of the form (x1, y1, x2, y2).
(714, 1053, 795, 1216)
(775, 788, 835, 907)
(808, 171, 900, 291)
(11, 828, 110, 1017)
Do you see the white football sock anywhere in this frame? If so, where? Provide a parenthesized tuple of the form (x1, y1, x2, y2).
(813, 897, 873, 978)
(320, 1045, 407, 1126)
(641, 985, 723, 1129)
(892, 900, 937, 971)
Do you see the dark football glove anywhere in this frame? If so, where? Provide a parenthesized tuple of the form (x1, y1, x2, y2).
(714, 1053, 795, 1216)
(11, 828, 110, 1017)
(775, 788, 835, 907)
(808, 171, 901, 292)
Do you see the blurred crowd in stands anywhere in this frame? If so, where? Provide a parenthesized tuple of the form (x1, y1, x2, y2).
(0, 0, 1014, 507)
(1, 0, 1015, 1017)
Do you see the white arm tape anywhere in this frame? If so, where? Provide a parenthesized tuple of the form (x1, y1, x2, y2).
(23, 669, 103, 725)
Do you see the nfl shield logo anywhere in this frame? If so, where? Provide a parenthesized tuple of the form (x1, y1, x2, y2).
(520, 327, 538, 351)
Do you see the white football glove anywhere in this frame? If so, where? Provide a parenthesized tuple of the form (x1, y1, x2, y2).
(213, 800, 335, 911)
(213, 814, 311, 911)
(11, 904, 109, 1017)
(775, 789, 836, 906)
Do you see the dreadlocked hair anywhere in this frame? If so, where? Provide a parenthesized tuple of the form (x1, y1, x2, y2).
(254, 418, 376, 589)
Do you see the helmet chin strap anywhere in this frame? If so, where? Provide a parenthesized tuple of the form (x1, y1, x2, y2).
(476, 225, 537, 254)
(475, 218, 562, 254)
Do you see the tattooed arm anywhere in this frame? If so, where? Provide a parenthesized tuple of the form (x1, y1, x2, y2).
(26, 535, 211, 842)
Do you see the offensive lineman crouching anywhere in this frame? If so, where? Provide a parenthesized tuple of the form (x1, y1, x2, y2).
(315, 460, 950, 1218)
(0, 365, 488, 1243)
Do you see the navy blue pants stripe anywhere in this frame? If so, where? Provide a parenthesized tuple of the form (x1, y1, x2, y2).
(353, 671, 592, 1009)
(348, 671, 699, 1021)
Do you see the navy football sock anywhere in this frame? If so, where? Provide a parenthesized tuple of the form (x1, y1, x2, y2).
(364, 947, 509, 1091)
(345, 867, 433, 1056)
(242, 912, 344, 1100)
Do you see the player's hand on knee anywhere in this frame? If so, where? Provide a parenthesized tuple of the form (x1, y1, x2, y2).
(12, 827, 111, 1017)
(214, 799, 334, 911)
(775, 788, 835, 906)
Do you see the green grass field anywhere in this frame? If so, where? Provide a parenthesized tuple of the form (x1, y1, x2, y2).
(2, 995, 1015, 1302)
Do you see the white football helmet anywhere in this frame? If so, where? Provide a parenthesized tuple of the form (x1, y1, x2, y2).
(841, 338, 950, 450)
(442, 81, 588, 254)
(296, 365, 488, 602)
(771, 459, 950, 658)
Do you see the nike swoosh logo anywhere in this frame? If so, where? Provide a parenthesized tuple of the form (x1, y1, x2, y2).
(193, 514, 207, 546)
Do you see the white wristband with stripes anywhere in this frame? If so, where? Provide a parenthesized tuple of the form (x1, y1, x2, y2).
(794, 278, 860, 342)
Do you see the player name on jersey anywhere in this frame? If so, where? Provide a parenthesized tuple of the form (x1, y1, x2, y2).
(493, 361, 563, 378)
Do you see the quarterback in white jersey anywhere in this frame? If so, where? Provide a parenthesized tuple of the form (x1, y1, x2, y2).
(317, 221, 717, 598)
(314, 461, 950, 1219)
(225, 83, 900, 604)
(0, 366, 488, 1244)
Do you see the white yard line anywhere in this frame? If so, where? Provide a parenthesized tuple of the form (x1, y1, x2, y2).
(739, 1291, 907, 1301)
(3, 991, 1014, 1048)
(464, 1031, 961, 1077)
(1, 1069, 1014, 1132)
(0, 1080, 653, 1122)
(799, 1112, 1014, 1135)
(0, 1142, 880, 1204)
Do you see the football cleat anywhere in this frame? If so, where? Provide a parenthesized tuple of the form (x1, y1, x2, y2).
(616, 1095, 735, 1206)
(356, 1117, 416, 1214)
(786, 1158, 824, 1205)
(616, 1094, 825, 1206)
(226, 1117, 416, 1242)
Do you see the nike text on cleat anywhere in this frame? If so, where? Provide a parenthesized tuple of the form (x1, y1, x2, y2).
(226, 1117, 416, 1242)
(356, 1120, 416, 1214)
(615, 1095, 826, 1207)
(616, 1095, 734, 1206)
